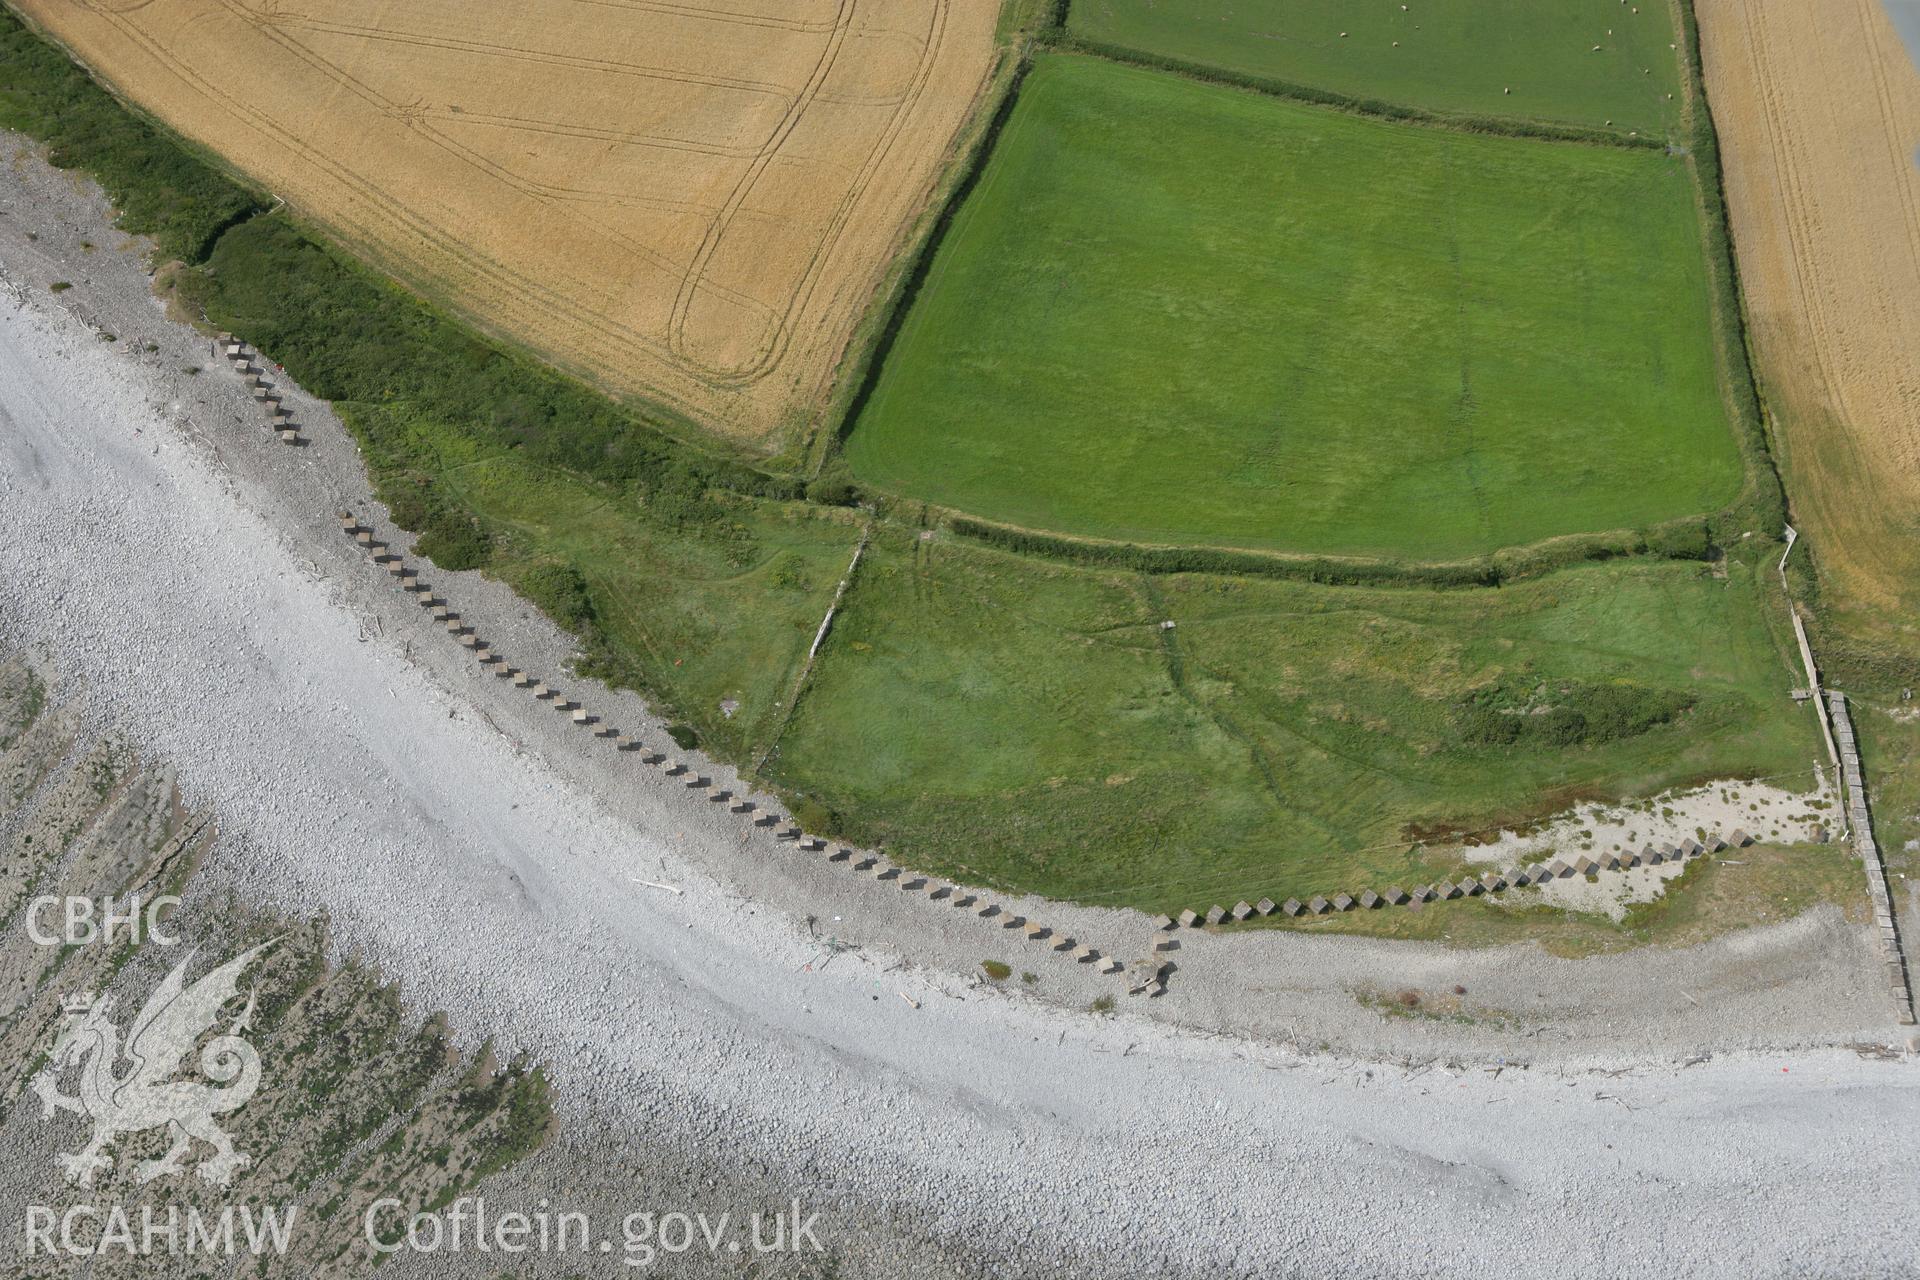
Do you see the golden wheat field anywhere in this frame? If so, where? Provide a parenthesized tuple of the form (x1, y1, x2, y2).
(20, 0, 999, 446)
(1697, 0, 1920, 619)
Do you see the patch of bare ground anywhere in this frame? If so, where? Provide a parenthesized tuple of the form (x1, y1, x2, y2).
(13, 0, 1000, 449)
(1697, 0, 1920, 657)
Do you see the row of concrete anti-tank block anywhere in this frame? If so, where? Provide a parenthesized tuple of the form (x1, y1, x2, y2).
(334, 508, 1139, 989)
(1150, 833, 1757, 933)
(217, 336, 301, 444)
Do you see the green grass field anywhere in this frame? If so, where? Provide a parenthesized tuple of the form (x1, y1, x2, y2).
(847, 55, 1740, 561)
(1066, 0, 1686, 135)
(768, 530, 1820, 911)
(9, 1, 1830, 937)
(410, 437, 864, 763)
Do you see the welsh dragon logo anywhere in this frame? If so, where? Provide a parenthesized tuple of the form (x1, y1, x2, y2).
(30, 942, 273, 1188)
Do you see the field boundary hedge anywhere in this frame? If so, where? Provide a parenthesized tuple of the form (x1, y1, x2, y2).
(944, 510, 1715, 589)
(1672, 0, 1789, 544)
(807, 35, 1031, 478)
(828, 56, 1036, 461)
(1052, 38, 1670, 150)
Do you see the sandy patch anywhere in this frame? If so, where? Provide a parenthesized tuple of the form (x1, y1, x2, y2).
(1459, 772, 1836, 865)
(1453, 772, 1835, 918)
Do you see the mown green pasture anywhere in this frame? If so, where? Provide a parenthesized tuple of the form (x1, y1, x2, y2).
(1066, 0, 1685, 135)
(846, 55, 1740, 561)
(768, 529, 1820, 911)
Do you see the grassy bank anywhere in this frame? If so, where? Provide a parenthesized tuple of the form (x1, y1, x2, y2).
(193, 215, 855, 761)
(766, 527, 1819, 910)
(1854, 701, 1920, 882)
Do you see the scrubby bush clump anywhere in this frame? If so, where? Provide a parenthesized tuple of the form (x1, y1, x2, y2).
(1456, 680, 1696, 749)
(513, 561, 596, 633)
